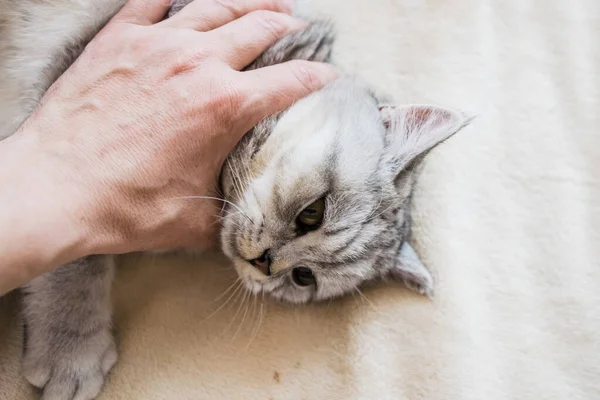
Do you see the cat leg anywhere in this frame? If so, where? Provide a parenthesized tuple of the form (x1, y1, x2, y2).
(21, 255, 117, 400)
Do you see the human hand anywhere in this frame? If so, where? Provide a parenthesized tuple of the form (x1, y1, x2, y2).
(0, 0, 338, 290)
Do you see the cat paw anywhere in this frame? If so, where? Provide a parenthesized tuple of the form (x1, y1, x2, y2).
(22, 328, 117, 400)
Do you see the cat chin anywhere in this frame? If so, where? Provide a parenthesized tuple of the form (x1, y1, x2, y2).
(259, 283, 313, 304)
(270, 292, 312, 305)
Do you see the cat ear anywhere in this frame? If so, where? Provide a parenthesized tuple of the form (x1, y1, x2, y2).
(388, 241, 434, 298)
(380, 105, 472, 172)
(244, 20, 335, 70)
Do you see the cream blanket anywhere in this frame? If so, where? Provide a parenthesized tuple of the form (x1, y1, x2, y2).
(2, 0, 599, 398)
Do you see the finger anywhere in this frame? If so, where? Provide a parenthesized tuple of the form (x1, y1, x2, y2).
(162, 0, 293, 31)
(208, 11, 307, 70)
(237, 60, 339, 132)
(113, 0, 171, 25)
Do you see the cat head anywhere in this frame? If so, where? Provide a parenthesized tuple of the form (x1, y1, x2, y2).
(219, 22, 471, 303)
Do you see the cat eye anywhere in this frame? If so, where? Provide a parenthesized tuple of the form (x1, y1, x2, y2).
(296, 198, 325, 232)
(292, 267, 316, 287)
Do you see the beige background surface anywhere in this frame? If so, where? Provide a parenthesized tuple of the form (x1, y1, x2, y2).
(2, 0, 600, 399)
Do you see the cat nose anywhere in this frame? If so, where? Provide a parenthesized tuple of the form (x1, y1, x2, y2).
(248, 249, 271, 276)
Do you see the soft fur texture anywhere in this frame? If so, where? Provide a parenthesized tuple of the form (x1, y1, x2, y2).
(220, 85, 469, 303)
(0, 0, 127, 140)
(0, 0, 471, 399)
(2, 0, 599, 399)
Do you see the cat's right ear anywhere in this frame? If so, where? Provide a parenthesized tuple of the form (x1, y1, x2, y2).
(244, 20, 335, 70)
(388, 241, 434, 298)
(380, 105, 472, 173)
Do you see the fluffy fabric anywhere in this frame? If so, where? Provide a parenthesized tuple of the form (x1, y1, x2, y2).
(1, 0, 599, 399)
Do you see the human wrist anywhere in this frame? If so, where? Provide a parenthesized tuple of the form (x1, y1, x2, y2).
(0, 130, 95, 292)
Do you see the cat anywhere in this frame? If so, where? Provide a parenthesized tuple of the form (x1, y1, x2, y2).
(0, 0, 471, 399)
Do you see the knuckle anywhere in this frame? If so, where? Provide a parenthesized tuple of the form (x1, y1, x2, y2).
(269, 0, 292, 12)
(250, 10, 290, 40)
(207, 77, 245, 122)
(166, 37, 213, 75)
(289, 60, 320, 92)
(257, 0, 288, 12)
(211, 0, 244, 18)
(184, 13, 213, 28)
(223, 86, 245, 114)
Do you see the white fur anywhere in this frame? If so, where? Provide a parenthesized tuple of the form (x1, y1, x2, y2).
(221, 78, 468, 304)
(0, 0, 126, 138)
(3, 0, 597, 398)
(0, 1, 469, 397)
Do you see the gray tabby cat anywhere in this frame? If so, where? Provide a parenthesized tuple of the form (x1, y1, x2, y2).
(0, 0, 470, 399)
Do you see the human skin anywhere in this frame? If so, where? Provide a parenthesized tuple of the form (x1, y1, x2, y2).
(0, 0, 338, 294)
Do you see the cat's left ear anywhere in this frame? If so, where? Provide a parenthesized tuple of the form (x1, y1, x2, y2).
(380, 105, 472, 172)
(389, 241, 434, 298)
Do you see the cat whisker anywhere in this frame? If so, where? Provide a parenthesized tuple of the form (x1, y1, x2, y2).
(241, 164, 255, 193)
(363, 198, 400, 223)
(237, 160, 250, 188)
(214, 184, 226, 201)
(245, 292, 265, 351)
(206, 216, 226, 229)
(224, 214, 246, 226)
(171, 195, 252, 224)
(227, 158, 246, 205)
(202, 280, 243, 322)
(209, 278, 240, 305)
(214, 215, 244, 230)
(231, 287, 252, 343)
(354, 287, 379, 312)
(218, 210, 243, 220)
(242, 291, 258, 352)
(350, 290, 360, 307)
(364, 195, 384, 221)
(323, 297, 333, 317)
(226, 286, 249, 340)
